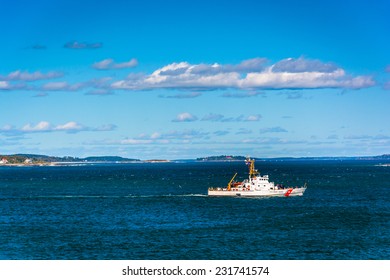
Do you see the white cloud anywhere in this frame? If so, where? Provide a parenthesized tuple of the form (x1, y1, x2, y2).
(3, 70, 63, 81)
(240, 68, 374, 89)
(159, 130, 209, 140)
(0, 81, 27, 90)
(42, 82, 70, 91)
(201, 113, 224, 122)
(22, 121, 51, 132)
(201, 113, 261, 122)
(189, 58, 267, 75)
(92, 59, 112, 70)
(1, 124, 14, 131)
(111, 57, 375, 91)
(245, 114, 262, 121)
(233, 58, 268, 72)
(64, 41, 102, 49)
(260, 127, 288, 133)
(150, 132, 161, 139)
(1, 57, 376, 96)
(119, 129, 209, 145)
(240, 137, 305, 145)
(93, 58, 138, 70)
(0, 81, 11, 89)
(0, 70, 65, 93)
(94, 124, 117, 131)
(121, 139, 153, 145)
(111, 61, 241, 90)
(41, 81, 84, 91)
(55, 121, 85, 132)
(0, 70, 62, 93)
(0, 121, 116, 135)
(172, 112, 198, 122)
(272, 57, 337, 73)
(222, 91, 264, 98)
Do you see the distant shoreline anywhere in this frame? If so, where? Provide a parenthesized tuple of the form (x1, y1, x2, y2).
(1, 153, 390, 167)
(0, 161, 170, 167)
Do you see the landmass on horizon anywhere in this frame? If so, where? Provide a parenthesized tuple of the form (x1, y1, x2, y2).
(1, 153, 390, 166)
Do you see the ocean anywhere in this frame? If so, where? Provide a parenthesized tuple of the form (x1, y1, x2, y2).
(0, 160, 389, 260)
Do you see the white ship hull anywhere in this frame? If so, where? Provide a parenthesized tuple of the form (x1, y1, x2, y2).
(208, 187, 306, 197)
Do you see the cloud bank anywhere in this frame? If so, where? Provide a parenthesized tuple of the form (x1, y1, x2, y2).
(201, 113, 262, 122)
(64, 41, 103, 49)
(172, 113, 198, 122)
(0, 121, 116, 135)
(93, 58, 138, 70)
(1, 70, 63, 81)
(111, 57, 375, 91)
(172, 113, 262, 123)
(0, 57, 376, 95)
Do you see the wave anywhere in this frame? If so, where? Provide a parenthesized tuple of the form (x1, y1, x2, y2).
(128, 194, 208, 198)
(3, 194, 209, 199)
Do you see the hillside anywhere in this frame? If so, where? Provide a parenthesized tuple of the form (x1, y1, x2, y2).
(0, 154, 140, 165)
(197, 154, 390, 161)
(1, 153, 390, 166)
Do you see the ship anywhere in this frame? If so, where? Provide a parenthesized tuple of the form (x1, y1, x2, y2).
(208, 158, 307, 197)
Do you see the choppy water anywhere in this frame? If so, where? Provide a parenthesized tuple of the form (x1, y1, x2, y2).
(0, 160, 389, 259)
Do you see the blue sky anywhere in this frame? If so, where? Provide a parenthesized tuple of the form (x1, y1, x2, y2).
(1, 0, 390, 159)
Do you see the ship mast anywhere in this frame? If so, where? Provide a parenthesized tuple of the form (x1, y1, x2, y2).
(246, 158, 259, 178)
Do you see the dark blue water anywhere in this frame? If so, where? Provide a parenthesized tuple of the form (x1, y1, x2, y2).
(0, 161, 389, 259)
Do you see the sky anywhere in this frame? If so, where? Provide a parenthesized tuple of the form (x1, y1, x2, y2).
(1, 0, 390, 159)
